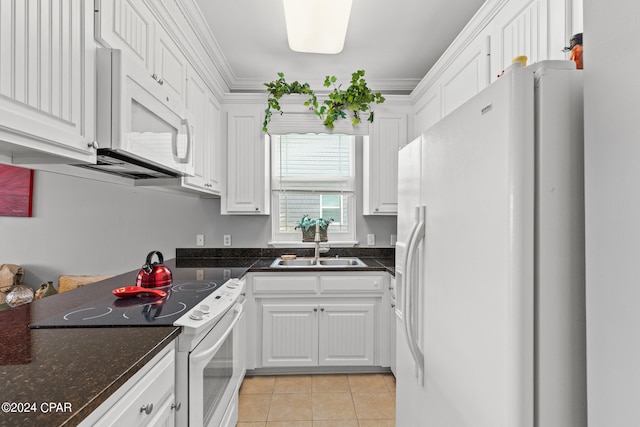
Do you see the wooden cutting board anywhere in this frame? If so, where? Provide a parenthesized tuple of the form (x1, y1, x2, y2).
(58, 275, 113, 293)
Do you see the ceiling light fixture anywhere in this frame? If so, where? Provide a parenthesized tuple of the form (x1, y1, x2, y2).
(282, 0, 353, 54)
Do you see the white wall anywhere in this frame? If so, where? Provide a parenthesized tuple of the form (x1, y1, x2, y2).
(584, 0, 640, 425)
(0, 169, 218, 287)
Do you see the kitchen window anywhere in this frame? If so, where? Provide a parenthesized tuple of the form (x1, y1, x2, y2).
(270, 133, 356, 244)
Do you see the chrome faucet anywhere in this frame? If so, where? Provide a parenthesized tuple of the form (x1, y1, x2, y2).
(314, 221, 321, 264)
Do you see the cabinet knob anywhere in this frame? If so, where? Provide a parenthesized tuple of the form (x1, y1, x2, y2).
(313, 308, 318, 312)
(391, 304, 396, 308)
(255, 207, 259, 211)
(320, 307, 325, 312)
(158, 78, 164, 85)
(140, 403, 154, 415)
(171, 402, 182, 411)
(87, 141, 99, 150)
(151, 73, 158, 81)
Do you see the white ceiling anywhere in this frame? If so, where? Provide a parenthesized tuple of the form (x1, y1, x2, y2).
(193, 0, 487, 93)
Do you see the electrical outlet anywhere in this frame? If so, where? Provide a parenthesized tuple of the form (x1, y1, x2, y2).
(390, 234, 397, 246)
(223, 235, 232, 247)
(196, 269, 204, 280)
(367, 234, 376, 246)
(223, 269, 231, 280)
(196, 234, 205, 246)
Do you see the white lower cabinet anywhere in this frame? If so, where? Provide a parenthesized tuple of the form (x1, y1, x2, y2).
(318, 303, 376, 366)
(250, 272, 389, 369)
(262, 303, 319, 367)
(79, 341, 177, 427)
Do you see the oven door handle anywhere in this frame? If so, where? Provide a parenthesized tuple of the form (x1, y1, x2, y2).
(191, 302, 243, 364)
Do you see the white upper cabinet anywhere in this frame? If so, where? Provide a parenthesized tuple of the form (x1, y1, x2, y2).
(0, 0, 96, 164)
(412, 0, 580, 135)
(152, 23, 187, 105)
(183, 67, 208, 188)
(182, 67, 222, 195)
(413, 84, 442, 138)
(488, 0, 572, 83)
(222, 101, 270, 215)
(94, 0, 154, 70)
(95, 0, 187, 105)
(363, 105, 409, 216)
(440, 34, 491, 117)
(206, 96, 223, 194)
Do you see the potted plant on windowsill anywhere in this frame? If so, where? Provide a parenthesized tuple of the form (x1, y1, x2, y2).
(263, 70, 385, 133)
(295, 215, 334, 242)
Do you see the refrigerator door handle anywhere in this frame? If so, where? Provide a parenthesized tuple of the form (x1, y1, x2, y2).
(403, 205, 426, 385)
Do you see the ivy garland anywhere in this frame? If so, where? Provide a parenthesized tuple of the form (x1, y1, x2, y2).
(263, 70, 385, 133)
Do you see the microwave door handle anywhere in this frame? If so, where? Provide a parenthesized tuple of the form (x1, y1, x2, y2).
(191, 302, 244, 364)
(174, 118, 192, 164)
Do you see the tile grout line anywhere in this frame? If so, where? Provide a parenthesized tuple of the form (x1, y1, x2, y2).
(238, 374, 396, 425)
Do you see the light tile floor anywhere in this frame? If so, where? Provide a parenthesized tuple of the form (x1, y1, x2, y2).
(236, 373, 396, 427)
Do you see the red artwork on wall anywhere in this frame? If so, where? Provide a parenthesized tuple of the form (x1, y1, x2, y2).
(0, 164, 34, 217)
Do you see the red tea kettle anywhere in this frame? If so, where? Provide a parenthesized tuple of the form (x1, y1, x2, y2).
(136, 251, 172, 288)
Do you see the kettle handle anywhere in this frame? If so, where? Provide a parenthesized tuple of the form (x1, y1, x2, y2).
(144, 251, 164, 270)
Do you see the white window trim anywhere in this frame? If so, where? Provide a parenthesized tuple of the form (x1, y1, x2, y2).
(269, 134, 358, 246)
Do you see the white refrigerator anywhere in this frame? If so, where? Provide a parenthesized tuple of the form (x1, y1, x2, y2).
(395, 60, 587, 427)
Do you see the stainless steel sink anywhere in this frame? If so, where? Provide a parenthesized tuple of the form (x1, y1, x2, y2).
(270, 257, 368, 268)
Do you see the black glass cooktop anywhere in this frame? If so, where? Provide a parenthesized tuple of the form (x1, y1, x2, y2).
(30, 266, 248, 328)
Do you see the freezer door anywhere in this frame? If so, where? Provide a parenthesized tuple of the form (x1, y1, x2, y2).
(398, 66, 536, 427)
(396, 136, 422, 272)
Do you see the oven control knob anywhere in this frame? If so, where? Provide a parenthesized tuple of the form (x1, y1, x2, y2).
(227, 282, 238, 289)
(189, 309, 204, 321)
(199, 304, 210, 314)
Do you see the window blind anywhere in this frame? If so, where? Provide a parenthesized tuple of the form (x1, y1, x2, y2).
(271, 134, 355, 237)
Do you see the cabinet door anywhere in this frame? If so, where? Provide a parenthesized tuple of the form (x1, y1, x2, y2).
(318, 303, 376, 366)
(205, 95, 223, 194)
(440, 34, 491, 117)
(262, 303, 318, 367)
(95, 0, 154, 70)
(153, 23, 187, 105)
(363, 113, 407, 215)
(0, 0, 96, 163)
(489, 0, 549, 84)
(223, 105, 269, 214)
(414, 85, 442, 136)
(183, 68, 208, 189)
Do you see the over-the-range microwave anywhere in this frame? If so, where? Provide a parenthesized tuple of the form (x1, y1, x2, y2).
(78, 48, 194, 179)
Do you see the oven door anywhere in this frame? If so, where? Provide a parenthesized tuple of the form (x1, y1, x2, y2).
(188, 301, 245, 427)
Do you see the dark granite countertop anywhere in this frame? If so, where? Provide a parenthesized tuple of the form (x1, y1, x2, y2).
(0, 250, 394, 427)
(177, 247, 396, 276)
(0, 263, 188, 427)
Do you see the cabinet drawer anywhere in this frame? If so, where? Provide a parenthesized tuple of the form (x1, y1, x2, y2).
(253, 275, 318, 294)
(93, 348, 175, 427)
(320, 276, 384, 293)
